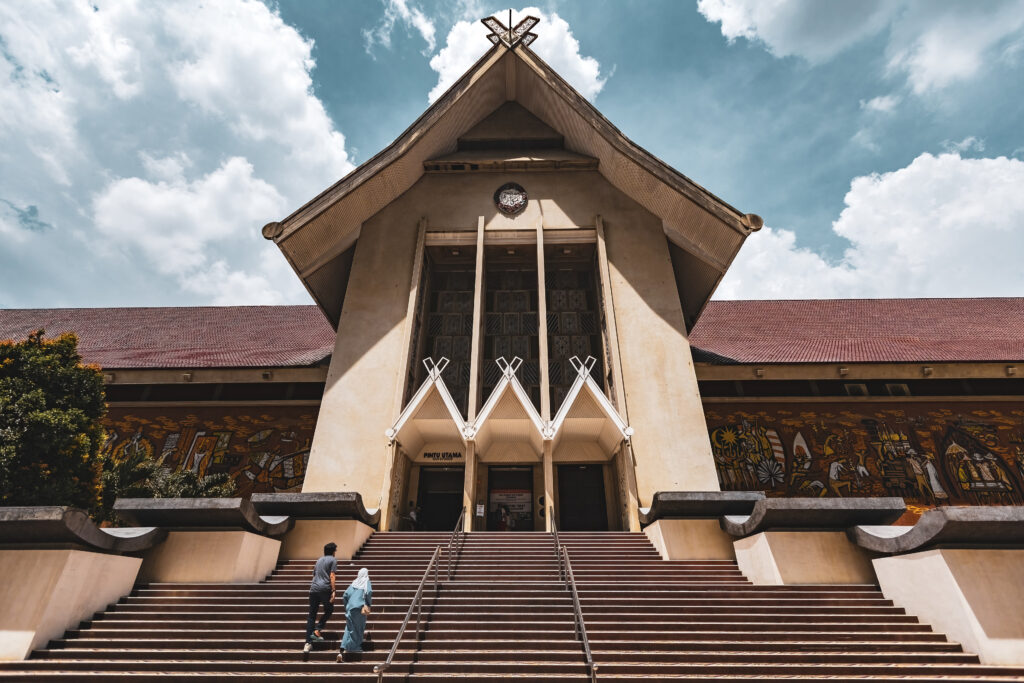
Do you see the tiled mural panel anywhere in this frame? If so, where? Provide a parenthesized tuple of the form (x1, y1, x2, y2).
(705, 402, 1024, 506)
(102, 401, 1024, 504)
(102, 406, 317, 496)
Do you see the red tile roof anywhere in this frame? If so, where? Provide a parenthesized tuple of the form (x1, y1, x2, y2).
(0, 306, 334, 369)
(1, 298, 1022, 369)
(689, 298, 1024, 364)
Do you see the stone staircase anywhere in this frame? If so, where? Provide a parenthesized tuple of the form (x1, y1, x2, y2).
(2, 530, 1024, 680)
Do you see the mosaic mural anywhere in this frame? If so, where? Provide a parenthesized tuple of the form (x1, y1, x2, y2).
(101, 407, 317, 496)
(705, 402, 1024, 506)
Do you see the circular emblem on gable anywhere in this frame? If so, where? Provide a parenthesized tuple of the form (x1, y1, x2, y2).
(494, 182, 528, 216)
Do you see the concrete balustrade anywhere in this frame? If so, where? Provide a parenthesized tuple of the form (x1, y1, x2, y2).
(854, 507, 1024, 665)
(251, 492, 378, 560)
(720, 497, 906, 585)
(0, 507, 160, 661)
(113, 497, 291, 584)
(640, 491, 764, 560)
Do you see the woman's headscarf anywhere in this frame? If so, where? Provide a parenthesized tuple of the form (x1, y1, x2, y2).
(349, 567, 370, 592)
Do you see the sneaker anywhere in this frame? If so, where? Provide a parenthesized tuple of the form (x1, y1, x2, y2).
(311, 633, 324, 642)
(336, 653, 344, 663)
(302, 643, 312, 654)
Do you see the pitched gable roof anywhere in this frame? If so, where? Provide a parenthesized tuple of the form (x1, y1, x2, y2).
(263, 45, 761, 326)
(689, 298, 1024, 364)
(2, 299, 1022, 370)
(0, 306, 334, 369)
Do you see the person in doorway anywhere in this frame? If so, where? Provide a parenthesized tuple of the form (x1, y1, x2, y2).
(337, 567, 373, 662)
(304, 542, 337, 653)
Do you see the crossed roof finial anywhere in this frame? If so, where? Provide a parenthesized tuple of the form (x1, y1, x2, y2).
(481, 10, 539, 49)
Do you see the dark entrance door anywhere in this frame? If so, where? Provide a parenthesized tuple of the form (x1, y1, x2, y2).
(557, 464, 608, 531)
(416, 466, 464, 531)
(487, 466, 534, 531)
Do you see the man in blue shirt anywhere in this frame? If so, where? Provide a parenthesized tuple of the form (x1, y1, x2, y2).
(304, 542, 337, 653)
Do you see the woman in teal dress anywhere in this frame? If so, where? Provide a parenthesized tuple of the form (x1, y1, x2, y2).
(337, 567, 372, 662)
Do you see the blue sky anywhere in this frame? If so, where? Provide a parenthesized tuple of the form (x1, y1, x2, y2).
(2, 0, 1024, 308)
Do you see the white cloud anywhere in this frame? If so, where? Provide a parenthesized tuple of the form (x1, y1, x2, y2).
(428, 7, 606, 103)
(886, 1, 1024, 94)
(93, 157, 285, 277)
(0, 0, 349, 306)
(851, 128, 880, 153)
(363, 0, 437, 55)
(140, 152, 192, 183)
(943, 136, 985, 154)
(696, 0, 897, 62)
(698, 0, 1024, 94)
(717, 152, 1024, 299)
(860, 95, 900, 113)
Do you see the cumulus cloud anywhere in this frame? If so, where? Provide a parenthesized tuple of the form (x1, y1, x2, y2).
(364, 0, 437, 55)
(717, 152, 1024, 299)
(93, 157, 285, 286)
(428, 6, 606, 103)
(860, 95, 900, 113)
(943, 136, 985, 154)
(851, 128, 880, 153)
(698, 0, 1024, 94)
(696, 0, 897, 62)
(0, 0, 348, 307)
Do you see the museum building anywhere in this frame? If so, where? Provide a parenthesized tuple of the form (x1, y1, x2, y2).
(2, 22, 1023, 678)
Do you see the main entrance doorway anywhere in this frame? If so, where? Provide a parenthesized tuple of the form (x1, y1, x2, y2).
(416, 466, 464, 531)
(557, 464, 608, 531)
(487, 466, 534, 531)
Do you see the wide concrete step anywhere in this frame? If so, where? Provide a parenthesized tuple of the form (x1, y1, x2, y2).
(5, 660, 1024, 678)
(21, 650, 983, 664)
(6, 674, 1024, 682)
(6, 530, 1012, 682)
(12, 659, 1024, 675)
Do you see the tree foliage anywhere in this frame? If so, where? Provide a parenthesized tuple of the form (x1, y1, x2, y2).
(0, 331, 106, 511)
(100, 443, 235, 517)
(2, 330, 238, 520)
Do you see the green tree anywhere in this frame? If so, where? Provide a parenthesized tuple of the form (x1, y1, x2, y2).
(0, 330, 106, 512)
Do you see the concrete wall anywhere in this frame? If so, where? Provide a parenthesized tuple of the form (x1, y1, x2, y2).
(278, 520, 374, 561)
(137, 531, 280, 583)
(303, 191, 419, 505)
(873, 549, 1024, 665)
(733, 531, 878, 585)
(0, 549, 141, 660)
(644, 519, 736, 560)
(602, 210, 719, 501)
(303, 170, 716, 508)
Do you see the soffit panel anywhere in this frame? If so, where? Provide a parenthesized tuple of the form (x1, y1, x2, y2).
(274, 47, 753, 322)
(281, 51, 511, 276)
(513, 51, 745, 271)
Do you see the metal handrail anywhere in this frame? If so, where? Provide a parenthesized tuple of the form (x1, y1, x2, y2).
(446, 506, 467, 581)
(550, 505, 564, 583)
(561, 543, 597, 683)
(376, 508, 465, 682)
(374, 544, 441, 683)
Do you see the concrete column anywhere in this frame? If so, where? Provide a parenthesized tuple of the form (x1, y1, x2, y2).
(463, 441, 477, 532)
(621, 442, 641, 532)
(535, 220, 551, 421)
(468, 216, 486, 419)
(542, 440, 554, 532)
